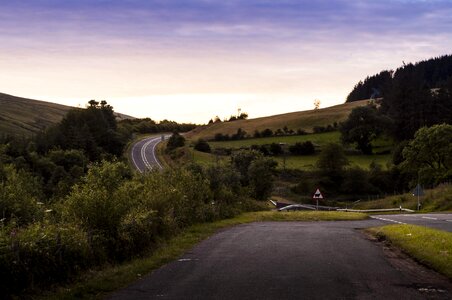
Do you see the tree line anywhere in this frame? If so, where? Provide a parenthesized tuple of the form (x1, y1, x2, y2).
(344, 55, 452, 141)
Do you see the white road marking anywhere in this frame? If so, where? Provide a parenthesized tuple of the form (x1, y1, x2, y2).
(422, 216, 437, 220)
(131, 141, 144, 173)
(151, 138, 163, 169)
(371, 216, 406, 225)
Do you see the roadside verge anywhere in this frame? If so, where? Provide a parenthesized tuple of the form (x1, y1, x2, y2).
(367, 224, 452, 279)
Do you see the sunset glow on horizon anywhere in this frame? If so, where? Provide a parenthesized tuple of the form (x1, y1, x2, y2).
(1, 0, 452, 123)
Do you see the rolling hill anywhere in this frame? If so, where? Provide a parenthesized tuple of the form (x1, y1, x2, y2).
(0, 93, 134, 137)
(187, 99, 370, 140)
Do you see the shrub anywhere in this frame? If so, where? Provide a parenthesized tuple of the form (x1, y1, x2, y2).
(166, 132, 185, 152)
(0, 164, 42, 225)
(0, 222, 91, 294)
(194, 139, 211, 153)
(289, 141, 315, 155)
(261, 128, 273, 137)
(64, 161, 132, 238)
(269, 143, 283, 156)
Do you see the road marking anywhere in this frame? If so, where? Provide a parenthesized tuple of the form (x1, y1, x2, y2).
(422, 216, 437, 220)
(141, 139, 154, 170)
(131, 141, 144, 173)
(371, 216, 406, 225)
(151, 138, 163, 169)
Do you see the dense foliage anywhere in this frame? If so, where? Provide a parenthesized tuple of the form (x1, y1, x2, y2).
(401, 124, 452, 185)
(119, 118, 196, 135)
(347, 55, 452, 102)
(345, 55, 452, 142)
(340, 104, 391, 154)
(36, 100, 125, 161)
(346, 70, 392, 102)
(0, 100, 273, 296)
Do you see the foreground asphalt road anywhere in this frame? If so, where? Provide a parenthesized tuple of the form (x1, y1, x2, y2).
(372, 213, 452, 232)
(109, 220, 452, 300)
(131, 135, 169, 173)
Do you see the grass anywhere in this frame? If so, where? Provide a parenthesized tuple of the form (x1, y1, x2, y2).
(0, 92, 134, 137)
(209, 131, 340, 149)
(367, 224, 452, 279)
(40, 211, 367, 300)
(187, 100, 371, 140)
(188, 130, 392, 171)
(190, 148, 390, 171)
(0, 92, 71, 137)
(355, 184, 452, 212)
(274, 154, 391, 170)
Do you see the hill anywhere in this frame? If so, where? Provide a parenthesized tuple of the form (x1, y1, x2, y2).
(187, 100, 370, 140)
(0, 93, 133, 137)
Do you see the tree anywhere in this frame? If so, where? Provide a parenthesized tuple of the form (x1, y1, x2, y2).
(402, 124, 452, 184)
(340, 104, 390, 154)
(231, 150, 263, 185)
(316, 143, 348, 174)
(314, 99, 321, 110)
(248, 157, 277, 200)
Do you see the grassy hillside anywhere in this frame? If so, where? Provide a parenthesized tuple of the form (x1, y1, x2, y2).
(0, 93, 72, 137)
(187, 99, 370, 140)
(0, 92, 133, 137)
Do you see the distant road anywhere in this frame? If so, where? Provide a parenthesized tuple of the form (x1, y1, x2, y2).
(371, 213, 452, 232)
(131, 135, 170, 173)
(109, 220, 452, 300)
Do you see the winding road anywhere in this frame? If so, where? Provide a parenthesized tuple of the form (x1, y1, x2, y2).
(131, 135, 170, 173)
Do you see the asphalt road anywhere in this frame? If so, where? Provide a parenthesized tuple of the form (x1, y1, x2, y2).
(109, 220, 452, 300)
(371, 213, 452, 232)
(131, 135, 169, 173)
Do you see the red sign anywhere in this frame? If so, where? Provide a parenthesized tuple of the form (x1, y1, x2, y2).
(312, 188, 324, 199)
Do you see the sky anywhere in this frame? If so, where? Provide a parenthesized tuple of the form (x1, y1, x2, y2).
(1, 0, 452, 123)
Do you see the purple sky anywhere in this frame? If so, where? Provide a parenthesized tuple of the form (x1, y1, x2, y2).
(1, 0, 451, 122)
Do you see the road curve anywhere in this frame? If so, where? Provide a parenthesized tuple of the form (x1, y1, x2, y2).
(131, 135, 170, 173)
(109, 220, 452, 300)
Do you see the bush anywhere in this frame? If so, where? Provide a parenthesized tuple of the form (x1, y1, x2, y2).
(194, 139, 211, 153)
(0, 222, 91, 294)
(289, 141, 315, 155)
(166, 132, 185, 152)
(64, 161, 132, 239)
(269, 143, 282, 156)
(261, 128, 273, 137)
(0, 164, 43, 225)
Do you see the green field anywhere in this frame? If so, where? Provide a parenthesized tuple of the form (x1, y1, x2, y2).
(274, 154, 391, 170)
(209, 131, 340, 149)
(190, 147, 390, 170)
